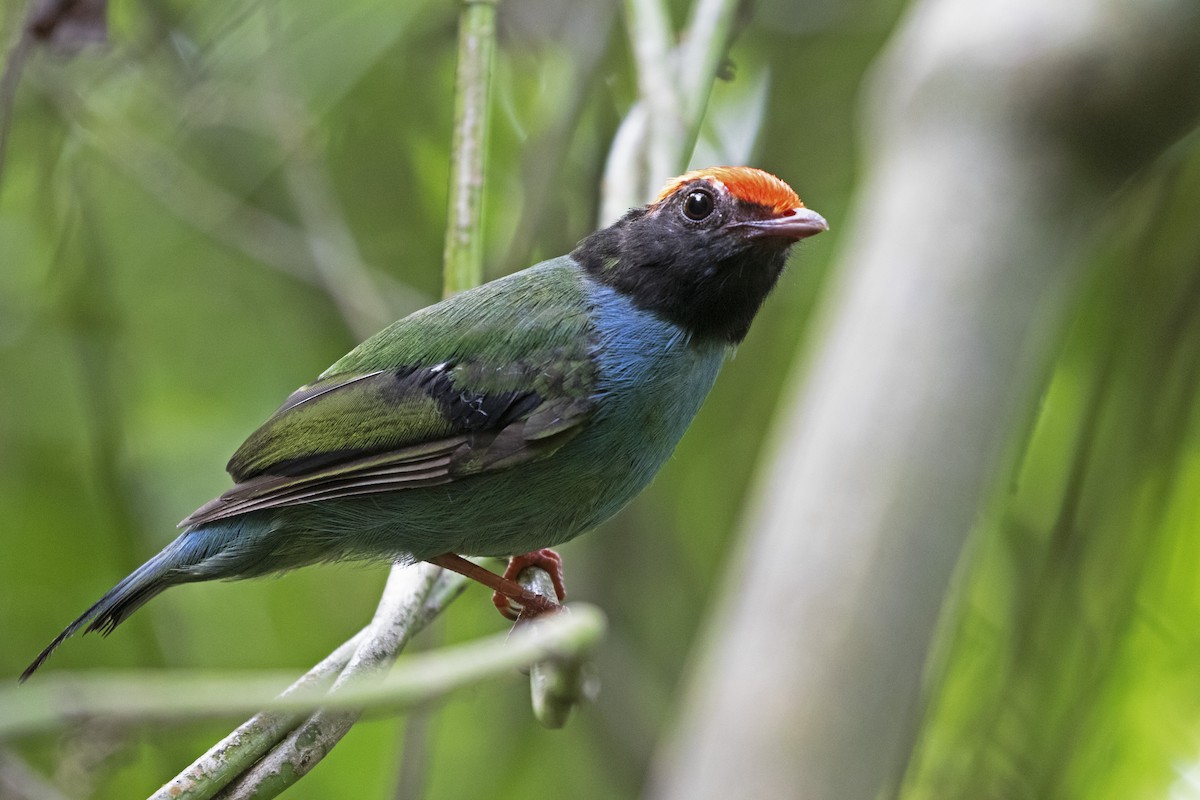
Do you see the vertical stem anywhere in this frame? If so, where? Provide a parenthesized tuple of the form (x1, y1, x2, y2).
(151, 1, 503, 796)
(442, 0, 498, 297)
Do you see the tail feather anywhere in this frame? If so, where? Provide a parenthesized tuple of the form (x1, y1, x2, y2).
(20, 541, 186, 682)
(21, 515, 300, 681)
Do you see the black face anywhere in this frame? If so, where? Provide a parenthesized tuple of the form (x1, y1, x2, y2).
(571, 181, 797, 344)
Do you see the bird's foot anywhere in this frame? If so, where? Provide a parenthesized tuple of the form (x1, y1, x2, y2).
(426, 551, 565, 621)
(492, 548, 567, 621)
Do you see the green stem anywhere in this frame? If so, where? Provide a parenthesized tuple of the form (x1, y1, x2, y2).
(1, 605, 606, 741)
(442, 0, 498, 298)
(150, 1, 505, 793)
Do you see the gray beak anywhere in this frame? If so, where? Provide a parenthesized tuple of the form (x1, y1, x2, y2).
(738, 207, 829, 241)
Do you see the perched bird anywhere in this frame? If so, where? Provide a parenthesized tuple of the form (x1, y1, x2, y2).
(22, 166, 826, 680)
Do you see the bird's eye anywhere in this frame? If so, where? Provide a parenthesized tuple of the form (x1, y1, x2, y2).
(682, 189, 715, 221)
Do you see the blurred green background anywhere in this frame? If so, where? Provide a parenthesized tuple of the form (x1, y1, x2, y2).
(2, 0, 1200, 798)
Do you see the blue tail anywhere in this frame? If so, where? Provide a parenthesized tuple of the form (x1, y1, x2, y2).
(20, 543, 187, 681)
(19, 525, 243, 682)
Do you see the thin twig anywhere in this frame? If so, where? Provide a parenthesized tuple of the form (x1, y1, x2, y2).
(82, 115, 426, 315)
(29, 72, 427, 326)
(0, 0, 109, 197)
(79, 121, 326, 283)
(1, 604, 606, 741)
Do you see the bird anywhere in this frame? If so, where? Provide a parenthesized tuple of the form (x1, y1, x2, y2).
(21, 166, 827, 680)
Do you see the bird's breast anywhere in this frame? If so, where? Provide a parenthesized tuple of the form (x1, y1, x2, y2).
(575, 280, 726, 498)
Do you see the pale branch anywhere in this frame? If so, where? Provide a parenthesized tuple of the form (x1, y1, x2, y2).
(599, 101, 651, 226)
(149, 630, 369, 800)
(649, 1, 1200, 798)
(622, 0, 681, 191)
(602, 0, 742, 222)
(674, 0, 743, 161)
(150, 567, 473, 800)
(212, 563, 448, 800)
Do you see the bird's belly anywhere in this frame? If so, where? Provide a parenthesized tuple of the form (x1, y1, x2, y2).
(288, 428, 684, 560)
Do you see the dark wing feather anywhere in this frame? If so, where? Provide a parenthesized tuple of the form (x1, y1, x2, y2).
(181, 345, 595, 529)
(179, 436, 466, 526)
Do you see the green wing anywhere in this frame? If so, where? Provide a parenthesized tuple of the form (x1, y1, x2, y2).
(181, 259, 596, 528)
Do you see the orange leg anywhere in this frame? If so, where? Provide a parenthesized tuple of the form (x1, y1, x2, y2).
(492, 549, 567, 621)
(427, 551, 565, 620)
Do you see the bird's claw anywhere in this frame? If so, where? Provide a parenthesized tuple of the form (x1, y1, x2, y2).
(493, 548, 567, 621)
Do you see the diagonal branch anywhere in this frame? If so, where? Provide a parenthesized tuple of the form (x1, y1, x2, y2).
(150, 629, 368, 800)
(147, 566, 472, 800)
(211, 564, 450, 800)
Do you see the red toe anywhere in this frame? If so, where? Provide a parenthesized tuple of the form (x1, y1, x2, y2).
(492, 548, 567, 621)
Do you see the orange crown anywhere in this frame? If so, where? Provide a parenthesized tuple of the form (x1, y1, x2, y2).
(655, 167, 802, 215)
